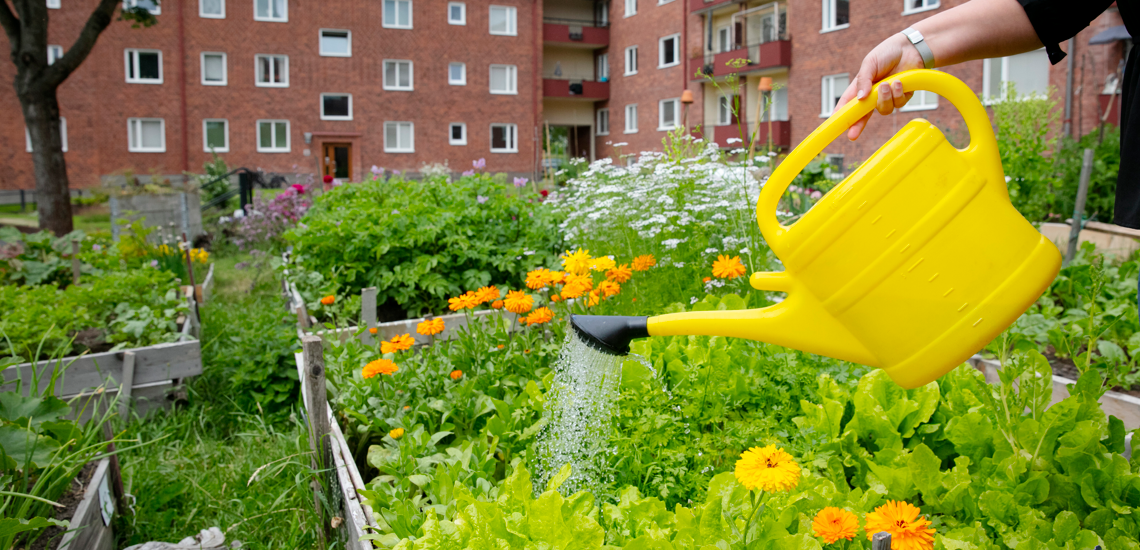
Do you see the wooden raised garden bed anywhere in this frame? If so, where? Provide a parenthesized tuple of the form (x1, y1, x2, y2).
(55, 456, 122, 550)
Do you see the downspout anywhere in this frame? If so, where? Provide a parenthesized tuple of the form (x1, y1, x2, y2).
(177, 0, 189, 173)
(533, 0, 540, 182)
(1063, 37, 1075, 138)
(681, 0, 687, 92)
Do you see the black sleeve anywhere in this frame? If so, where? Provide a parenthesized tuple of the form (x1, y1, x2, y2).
(1018, 0, 1115, 64)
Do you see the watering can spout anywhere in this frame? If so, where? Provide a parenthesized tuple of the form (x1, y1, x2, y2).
(570, 315, 649, 355)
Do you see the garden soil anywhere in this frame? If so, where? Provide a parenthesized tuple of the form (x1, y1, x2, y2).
(1046, 350, 1140, 398)
(27, 461, 96, 550)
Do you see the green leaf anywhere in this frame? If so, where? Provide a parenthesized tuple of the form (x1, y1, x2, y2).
(1052, 510, 1080, 541)
(0, 516, 68, 538)
(408, 475, 431, 487)
(0, 425, 60, 470)
(546, 463, 572, 494)
(908, 443, 943, 497)
(0, 393, 70, 428)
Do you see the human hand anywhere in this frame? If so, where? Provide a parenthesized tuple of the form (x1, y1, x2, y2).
(836, 33, 928, 141)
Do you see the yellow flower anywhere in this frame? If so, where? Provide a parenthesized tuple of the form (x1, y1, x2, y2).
(381, 333, 415, 354)
(475, 286, 500, 304)
(733, 445, 800, 492)
(606, 264, 632, 283)
(389, 428, 404, 439)
(587, 291, 600, 307)
(525, 307, 554, 326)
(712, 255, 747, 279)
(526, 268, 554, 290)
(596, 280, 620, 298)
(320, 295, 336, 306)
(561, 248, 593, 276)
(417, 317, 445, 336)
(450, 369, 463, 380)
(564, 273, 594, 291)
(813, 507, 859, 544)
(864, 501, 935, 550)
(504, 290, 534, 314)
(589, 256, 616, 272)
(448, 291, 479, 311)
(363, 359, 398, 378)
(631, 254, 656, 271)
(549, 271, 566, 285)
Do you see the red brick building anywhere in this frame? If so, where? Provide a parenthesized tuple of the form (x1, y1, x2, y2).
(0, 0, 1130, 190)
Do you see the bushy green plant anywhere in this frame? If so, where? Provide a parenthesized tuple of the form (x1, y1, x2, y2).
(1052, 126, 1121, 222)
(0, 228, 96, 288)
(990, 85, 1060, 222)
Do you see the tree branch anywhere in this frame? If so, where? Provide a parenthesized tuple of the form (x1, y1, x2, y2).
(0, 2, 21, 56)
(42, 0, 121, 87)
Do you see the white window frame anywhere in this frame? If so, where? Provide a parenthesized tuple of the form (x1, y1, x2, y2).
(449, 62, 467, 85)
(46, 0, 60, 8)
(202, 119, 229, 153)
(384, 121, 415, 153)
(596, 108, 609, 136)
(658, 34, 680, 69)
(25, 118, 67, 152)
(597, 53, 609, 80)
(716, 26, 732, 53)
(47, 45, 63, 65)
(253, 0, 287, 22)
(448, 2, 466, 24)
(624, 0, 637, 17)
(127, 118, 166, 153)
(200, 52, 227, 86)
(254, 54, 289, 87)
(319, 29, 352, 57)
(902, 0, 939, 16)
(383, 59, 414, 91)
(490, 123, 518, 153)
(821, 0, 849, 33)
(658, 98, 679, 130)
(256, 119, 290, 153)
(624, 45, 638, 76)
(383, 0, 413, 29)
(489, 5, 517, 36)
(320, 93, 353, 121)
(900, 90, 939, 112)
(624, 104, 638, 133)
(449, 122, 467, 145)
(199, 0, 225, 18)
(124, 0, 160, 15)
(489, 64, 517, 95)
(820, 73, 849, 117)
(717, 95, 733, 125)
(982, 50, 1050, 103)
(124, 49, 163, 84)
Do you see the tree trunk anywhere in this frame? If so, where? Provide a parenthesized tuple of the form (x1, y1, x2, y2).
(20, 89, 73, 236)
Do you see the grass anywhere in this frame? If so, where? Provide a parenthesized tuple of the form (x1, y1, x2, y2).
(0, 204, 113, 235)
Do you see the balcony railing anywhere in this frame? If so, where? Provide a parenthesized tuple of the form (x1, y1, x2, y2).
(543, 77, 609, 100)
(689, 0, 736, 13)
(543, 17, 609, 46)
(543, 16, 609, 28)
(711, 119, 791, 149)
(693, 35, 791, 79)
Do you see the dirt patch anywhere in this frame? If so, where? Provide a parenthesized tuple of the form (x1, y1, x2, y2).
(25, 461, 97, 550)
(1044, 349, 1140, 398)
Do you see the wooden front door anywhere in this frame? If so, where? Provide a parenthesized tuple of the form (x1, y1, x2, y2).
(322, 143, 352, 180)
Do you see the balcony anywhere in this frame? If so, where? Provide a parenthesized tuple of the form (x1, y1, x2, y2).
(543, 78, 609, 100)
(689, 0, 737, 13)
(711, 119, 791, 149)
(693, 39, 791, 80)
(543, 17, 609, 48)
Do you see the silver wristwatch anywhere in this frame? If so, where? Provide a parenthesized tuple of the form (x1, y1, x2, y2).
(901, 27, 935, 69)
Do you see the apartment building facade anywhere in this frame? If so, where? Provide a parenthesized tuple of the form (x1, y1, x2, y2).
(0, 0, 1129, 191)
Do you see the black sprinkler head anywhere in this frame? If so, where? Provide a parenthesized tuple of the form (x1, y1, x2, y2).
(569, 315, 650, 356)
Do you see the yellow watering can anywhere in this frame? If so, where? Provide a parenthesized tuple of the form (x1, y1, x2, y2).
(570, 69, 1061, 389)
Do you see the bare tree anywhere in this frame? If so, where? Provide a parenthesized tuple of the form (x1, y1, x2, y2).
(1, 0, 157, 236)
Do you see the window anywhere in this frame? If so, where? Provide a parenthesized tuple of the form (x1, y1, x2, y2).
(903, 0, 938, 15)
(659, 34, 680, 68)
(46, 0, 60, 8)
(25, 118, 67, 152)
(825, 154, 845, 179)
(490, 123, 517, 152)
(321, 93, 352, 120)
(449, 62, 467, 85)
(900, 90, 939, 111)
(624, 46, 638, 76)
(658, 98, 679, 130)
(489, 6, 517, 35)
(200, 0, 224, 18)
(820, 73, 849, 116)
(596, 109, 609, 136)
(625, 0, 637, 17)
(125, 49, 162, 84)
(254, 0, 287, 21)
(448, 2, 466, 24)
(450, 123, 467, 145)
(716, 26, 732, 53)
(320, 30, 351, 57)
(624, 104, 638, 133)
(203, 119, 228, 152)
(47, 45, 63, 65)
(489, 64, 517, 94)
(384, 122, 414, 152)
(124, 0, 160, 15)
(983, 49, 1050, 102)
(384, 60, 414, 90)
(201, 52, 227, 85)
(257, 120, 290, 152)
(717, 95, 734, 125)
(384, 0, 412, 28)
(255, 54, 288, 87)
(760, 88, 789, 121)
(127, 118, 165, 152)
(597, 53, 609, 81)
(821, 0, 849, 32)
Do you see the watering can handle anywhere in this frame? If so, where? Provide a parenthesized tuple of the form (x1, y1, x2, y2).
(756, 69, 999, 255)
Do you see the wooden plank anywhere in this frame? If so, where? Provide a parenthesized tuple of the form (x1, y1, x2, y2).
(118, 351, 135, 420)
(57, 458, 114, 550)
(360, 287, 378, 346)
(302, 336, 331, 545)
(201, 262, 216, 302)
(2, 340, 202, 398)
(68, 381, 173, 423)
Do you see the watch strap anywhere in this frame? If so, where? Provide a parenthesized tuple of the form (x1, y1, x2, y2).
(901, 27, 936, 70)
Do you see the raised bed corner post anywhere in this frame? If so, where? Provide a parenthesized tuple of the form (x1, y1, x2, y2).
(1065, 147, 1095, 266)
(361, 287, 378, 345)
(871, 532, 891, 550)
(182, 232, 201, 326)
(302, 335, 333, 545)
(118, 351, 136, 422)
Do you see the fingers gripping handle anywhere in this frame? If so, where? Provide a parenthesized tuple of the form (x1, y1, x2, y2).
(755, 70, 997, 256)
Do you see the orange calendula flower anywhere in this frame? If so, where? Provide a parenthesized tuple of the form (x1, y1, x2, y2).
(368, 327, 378, 334)
(564, 273, 594, 291)
(587, 291, 600, 307)
(561, 248, 593, 276)
(503, 290, 534, 314)
(320, 295, 336, 306)
(703, 277, 712, 283)
(813, 507, 859, 544)
(363, 358, 398, 378)
(606, 264, 633, 283)
(417, 317, 445, 336)
(560, 282, 588, 300)
(450, 369, 463, 380)
(389, 428, 404, 439)
(550, 294, 563, 302)
(631, 255, 657, 271)
(381, 333, 415, 354)
(496, 344, 505, 349)
(734, 445, 801, 492)
(712, 254, 747, 279)
(589, 256, 616, 272)
(448, 291, 480, 311)
(597, 280, 620, 298)
(525, 307, 554, 326)
(476, 286, 500, 304)
(526, 268, 554, 290)
(549, 271, 566, 285)
(491, 299, 504, 310)
(864, 501, 935, 550)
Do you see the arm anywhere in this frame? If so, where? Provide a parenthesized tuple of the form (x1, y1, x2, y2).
(838, 0, 1042, 141)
